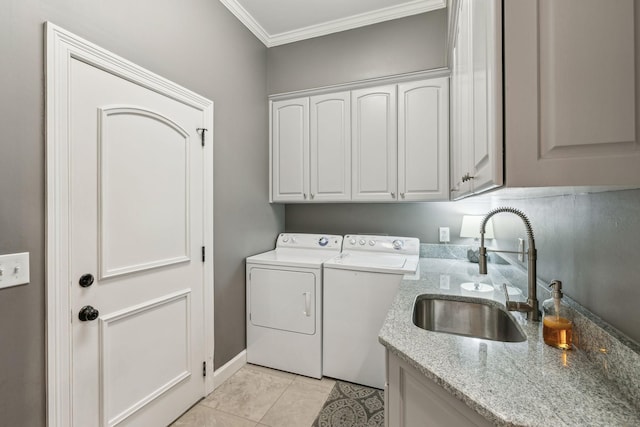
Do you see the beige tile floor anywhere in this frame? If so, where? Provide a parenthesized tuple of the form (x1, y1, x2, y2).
(171, 364, 335, 427)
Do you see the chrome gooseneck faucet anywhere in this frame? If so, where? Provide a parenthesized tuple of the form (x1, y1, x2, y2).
(479, 207, 540, 321)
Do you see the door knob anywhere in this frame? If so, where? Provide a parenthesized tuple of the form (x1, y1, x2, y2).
(78, 305, 99, 321)
(79, 273, 95, 288)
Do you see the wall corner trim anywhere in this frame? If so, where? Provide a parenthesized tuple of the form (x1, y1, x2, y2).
(213, 350, 247, 390)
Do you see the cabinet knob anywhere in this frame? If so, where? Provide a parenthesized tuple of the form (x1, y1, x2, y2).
(462, 173, 475, 183)
(391, 192, 396, 198)
(310, 193, 315, 199)
(400, 193, 405, 199)
(303, 193, 307, 199)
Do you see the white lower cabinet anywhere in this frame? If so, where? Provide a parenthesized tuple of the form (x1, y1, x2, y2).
(386, 351, 493, 427)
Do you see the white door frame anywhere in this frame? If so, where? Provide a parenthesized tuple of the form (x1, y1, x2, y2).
(45, 22, 215, 427)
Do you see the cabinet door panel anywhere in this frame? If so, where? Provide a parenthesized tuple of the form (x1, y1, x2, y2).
(387, 352, 493, 427)
(505, 0, 640, 187)
(398, 78, 449, 201)
(271, 99, 309, 202)
(450, 0, 474, 199)
(310, 92, 351, 201)
(469, 0, 503, 194)
(450, 0, 502, 199)
(352, 86, 397, 201)
(540, 0, 635, 155)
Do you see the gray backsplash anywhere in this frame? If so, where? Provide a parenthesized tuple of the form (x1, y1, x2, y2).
(286, 188, 640, 344)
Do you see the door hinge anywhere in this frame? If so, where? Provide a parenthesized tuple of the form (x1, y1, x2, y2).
(196, 128, 208, 147)
(202, 246, 205, 262)
(203, 361, 207, 377)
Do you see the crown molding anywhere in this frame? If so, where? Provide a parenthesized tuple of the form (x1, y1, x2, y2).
(220, 0, 447, 48)
(219, 0, 271, 45)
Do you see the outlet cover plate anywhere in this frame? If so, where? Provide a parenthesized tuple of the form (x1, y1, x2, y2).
(439, 227, 450, 243)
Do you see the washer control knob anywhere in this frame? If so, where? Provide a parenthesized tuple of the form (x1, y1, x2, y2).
(359, 239, 366, 246)
(392, 239, 404, 250)
(282, 235, 289, 243)
(369, 240, 376, 246)
(290, 237, 297, 244)
(319, 236, 329, 247)
(349, 238, 357, 245)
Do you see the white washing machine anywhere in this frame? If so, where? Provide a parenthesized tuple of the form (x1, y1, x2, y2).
(323, 234, 420, 389)
(246, 233, 343, 378)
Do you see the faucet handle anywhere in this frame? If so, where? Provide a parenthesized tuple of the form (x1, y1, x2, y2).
(502, 283, 519, 312)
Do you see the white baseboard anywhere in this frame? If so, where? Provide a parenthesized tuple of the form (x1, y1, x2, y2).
(213, 350, 247, 389)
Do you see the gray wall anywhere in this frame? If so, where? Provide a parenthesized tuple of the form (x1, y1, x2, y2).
(0, 0, 282, 425)
(285, 200, 491, 242)
(286, 188, 640, 343)
(267, 10, 448, 94)
(268, 6, 640, 345)
(486, 189, 640, 343)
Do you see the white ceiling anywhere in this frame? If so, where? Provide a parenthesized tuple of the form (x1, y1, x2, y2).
(219, 0, 447, 47)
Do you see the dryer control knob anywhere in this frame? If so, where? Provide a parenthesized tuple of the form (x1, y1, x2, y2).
(359, 239, 366, 246)
(349, 238, 357, 245)
(319, 237, 329, 247)
(393, 239, 404, 250)
(368, 240, 376, 246)
(282, 236, 289, 243)
(290, 237, 297, 244)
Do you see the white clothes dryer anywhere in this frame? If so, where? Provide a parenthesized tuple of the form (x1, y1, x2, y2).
(322, 235, 420, 389)
(246, 233, 343, 378)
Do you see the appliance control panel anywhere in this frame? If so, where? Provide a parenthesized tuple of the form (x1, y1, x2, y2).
(343, 235, 420, 255)
(277, 233, 343, 250)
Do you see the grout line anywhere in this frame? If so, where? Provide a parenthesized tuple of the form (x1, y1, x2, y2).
(212, 407, 262, 425)
(256, 377, 294, 426)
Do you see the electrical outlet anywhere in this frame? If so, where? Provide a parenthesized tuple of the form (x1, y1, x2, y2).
(439, 274, 450, 290)
(0, 252, 30, 290)
(439, 227, 450, 243)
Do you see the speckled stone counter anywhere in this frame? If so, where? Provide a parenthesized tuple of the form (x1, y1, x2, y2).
(379, 258, 640, 426)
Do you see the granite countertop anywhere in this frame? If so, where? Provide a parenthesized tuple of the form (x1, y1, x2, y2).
(379, 257, 640, 426)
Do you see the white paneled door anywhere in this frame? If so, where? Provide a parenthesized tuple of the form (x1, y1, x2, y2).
(46, 24, 214, 427)
(71, 59, 205, 427)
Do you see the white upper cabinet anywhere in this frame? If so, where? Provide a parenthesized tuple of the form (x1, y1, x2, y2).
(270, 73, 450, 203)
(450, 17, 472, 198)
(271, 98, 309, 202)
(310, 92, 351, 201)
(469, 0, 502, 193)
(450, 0, 502, 199)
(398, 78, 450, 201)
(504, 0, 640, 187)
(351, 85, 398, 201)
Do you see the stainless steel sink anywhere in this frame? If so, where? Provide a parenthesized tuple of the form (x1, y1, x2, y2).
(412, 295, 527, 342)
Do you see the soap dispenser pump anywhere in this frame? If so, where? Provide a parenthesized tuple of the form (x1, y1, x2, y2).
(542, 280, 573, 350)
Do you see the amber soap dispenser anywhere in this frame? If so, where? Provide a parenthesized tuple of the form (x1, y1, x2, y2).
(542, 280, 573, 350)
